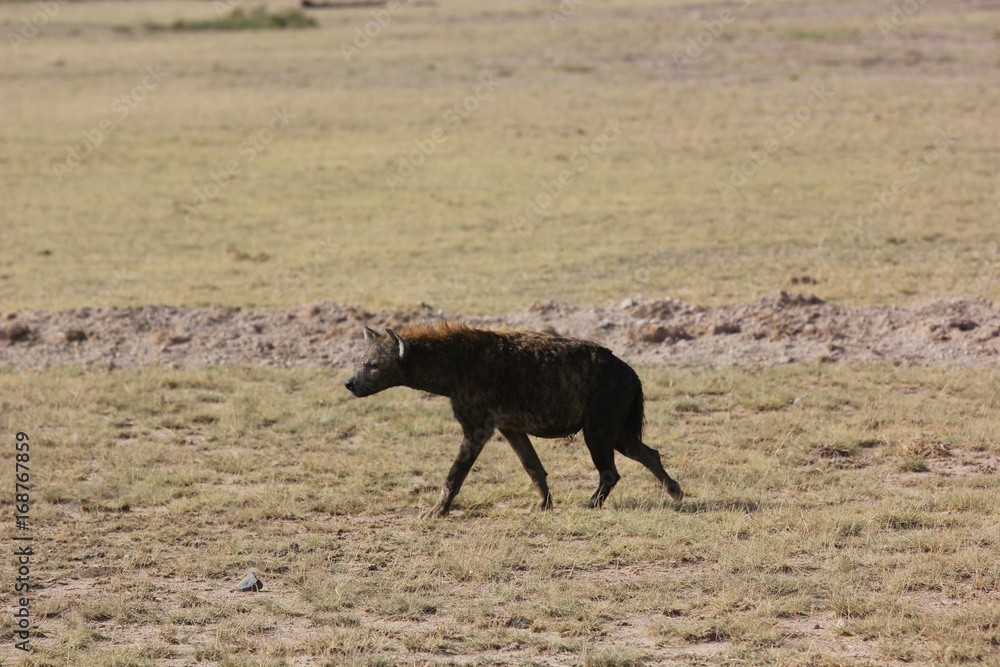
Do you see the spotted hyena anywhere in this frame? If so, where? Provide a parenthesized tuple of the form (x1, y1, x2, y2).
(345, 323, 683, 517)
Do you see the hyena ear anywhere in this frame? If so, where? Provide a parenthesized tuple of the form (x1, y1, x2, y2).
(385, 328, 409, 360)
(363, 326, 381, 343)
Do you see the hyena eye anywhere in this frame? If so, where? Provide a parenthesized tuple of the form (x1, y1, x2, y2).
(364, 362, 380, 370)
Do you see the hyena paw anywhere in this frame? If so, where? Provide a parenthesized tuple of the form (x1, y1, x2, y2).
(420, 504, 450, 520)
(666, 482, 684, 503)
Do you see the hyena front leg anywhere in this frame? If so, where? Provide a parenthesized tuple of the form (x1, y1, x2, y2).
(423, 424, 492, 518)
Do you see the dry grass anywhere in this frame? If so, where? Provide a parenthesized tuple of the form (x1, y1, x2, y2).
(143, 6, 318, 32)
(1, 363, 999, 665)
(2, 0, 1000, 664)
(1, 0, 998, 311)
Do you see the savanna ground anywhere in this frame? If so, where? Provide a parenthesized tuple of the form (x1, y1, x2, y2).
(1, 0, 1000, 664)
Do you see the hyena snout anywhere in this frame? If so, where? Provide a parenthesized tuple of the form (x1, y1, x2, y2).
(344, 377, 373, 397)
(344, 372, 382, 397)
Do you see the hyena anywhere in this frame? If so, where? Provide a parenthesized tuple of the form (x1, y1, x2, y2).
(344, 323, 683, 517)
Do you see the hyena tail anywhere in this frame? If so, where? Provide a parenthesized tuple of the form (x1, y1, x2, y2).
(622, 375, 646, 452)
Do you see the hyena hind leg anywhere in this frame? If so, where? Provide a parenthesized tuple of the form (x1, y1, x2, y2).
(583, 428, 620, 508)
(499, 428, 552, 509)
(617, 440, 683, 502)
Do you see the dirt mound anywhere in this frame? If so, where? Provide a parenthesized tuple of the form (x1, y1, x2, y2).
(1, 293, 998, 371)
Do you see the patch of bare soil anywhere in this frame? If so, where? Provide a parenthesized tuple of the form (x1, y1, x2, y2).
(1, 293, 998, 371)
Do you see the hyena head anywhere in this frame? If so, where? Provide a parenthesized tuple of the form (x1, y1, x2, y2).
(344, 326, 410, 397)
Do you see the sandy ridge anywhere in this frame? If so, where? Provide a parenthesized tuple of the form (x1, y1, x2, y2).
(1, 292, 998, 371)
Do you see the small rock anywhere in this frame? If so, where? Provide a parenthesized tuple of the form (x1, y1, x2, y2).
(301, 304, 323, 321)
(528, 301, 560, 315)
(628, 324, 691, 344)
(771, 291, 824, 308)
(712, 322, 741, 335)
(926, 324, 950, 341)
(60, 329, 88, 343)
(151, 330, 192, 346)
(948, 319, 978, 332)
(0, 323, 32, 343)
(629, 300, 680, 320)
(234, 572, 263, 592)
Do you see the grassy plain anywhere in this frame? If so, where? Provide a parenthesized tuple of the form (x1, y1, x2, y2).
(2, 0, 1000, 665)
(1, 0, 999, 311)
(1, 363, 999, 665)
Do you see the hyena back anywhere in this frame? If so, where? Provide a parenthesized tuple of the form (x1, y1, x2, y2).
(344, 322, 683, 517)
